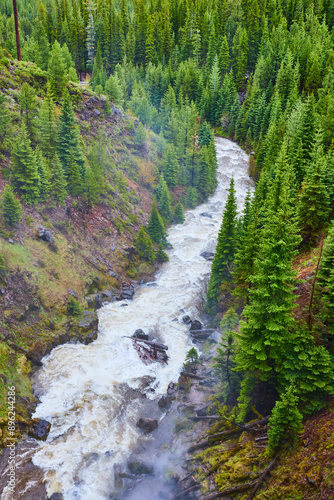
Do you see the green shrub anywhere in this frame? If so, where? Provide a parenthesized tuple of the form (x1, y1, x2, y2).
(67, 295, 83, 316)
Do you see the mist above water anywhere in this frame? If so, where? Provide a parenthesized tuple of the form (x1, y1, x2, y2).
(3, 139, 252, 500)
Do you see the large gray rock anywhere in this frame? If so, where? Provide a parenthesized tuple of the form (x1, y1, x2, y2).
(200, 212, 212, 218)
(28, 418, 51, 441)
(36, 227, 54, 246)
(136, 418, 158, 433)
(85, 293, 103, 310)
(200, 251, 214, 261)
(78, 311, 98, 332)
(190, 320, 202, 331)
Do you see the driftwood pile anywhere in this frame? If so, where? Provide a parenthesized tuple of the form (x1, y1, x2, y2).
(125, 330, 169, 365)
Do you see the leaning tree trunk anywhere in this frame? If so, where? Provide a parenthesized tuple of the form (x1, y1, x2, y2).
(13, 0, 21, 61)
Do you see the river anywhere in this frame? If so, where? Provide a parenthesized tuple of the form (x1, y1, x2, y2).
(1, 138, 252, 500)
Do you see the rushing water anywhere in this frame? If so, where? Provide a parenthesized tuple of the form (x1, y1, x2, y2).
(3, 139, 252, 500)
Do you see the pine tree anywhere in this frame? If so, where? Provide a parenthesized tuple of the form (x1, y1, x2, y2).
(163, 145, 179, 188)
(219, 35, 230, 78)
(206, 178, 238, 311)
(68, 155, 83, 196)
(134, 122, 146, 147)
(156, 244, 169, 262)
(233, 196, 260, 302)
(11, 124, 40, 204)
(235, 180, 300, 381)
(17, 83, 37, 141)
(36, 149, 50, 202)
(1, 184, 23, 226)
(173, 202, 185, 224)
(184, 187, 198, 208)
(84, 165, 99, 211)
(135, 226, 155, 263)
(38, 82, 57, 164)
(50, 154, 67, 205)
(318, 223, 334, 333)
(297, 159, 330, 246)
(281, 327, 334, 414)
(158, 178, 171, 220)
(267, 387, 303, 457)
(147, 202, 166, 244)
(214, 308, 241, 403)
(58, 89, 85, 178)
(48, 40, 67, 97)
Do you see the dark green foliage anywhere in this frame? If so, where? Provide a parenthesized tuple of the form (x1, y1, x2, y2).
(155, 245, 169, 262)
(67, 295, 83, 316)
(11, 124, 40, 204)
(158, 178, 171, 220)
(146, 202, 166, 244)
(36, 149, 50, 202)
(134, 122, 146, 147)
(297, 160, 330, 246)
(206, 178, 237, 311)
(185, 347, 199, 364)
(280, 328, 334, 414)
(1, 185, 23, 226)
(37, 82, 57, 164)
(214, 308, 241, 403)
(135, 226, 155, 263)
(50, 154, 67, 205)
(318, 223, 334, 333)
(267, 387, 303, 457)
(48, 41, 67, 98)
(68, 156, 83, 196)
(17, 82, 37, 141)
(163, 145, 179, 188)
(173, 202, 185, 224)
(58, 89, 85, 178)
(235, 193, 300, 380)
(184, 187, 198, 208)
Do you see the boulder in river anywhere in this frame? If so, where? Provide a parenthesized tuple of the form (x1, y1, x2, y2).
(136, 417, 158, 433)
(49, 494, 64, 500)
(127, 458, 154, 476)
(200, 212, 212, 218)
(200, 251, 214, 261)
(190, 320, 202, 331)
(158, 395, 173, 409)
(182, 315, 192, 324)
(28, 418, 51, 441)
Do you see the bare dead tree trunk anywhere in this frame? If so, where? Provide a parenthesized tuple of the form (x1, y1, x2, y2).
(13, 0, 21, 61)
